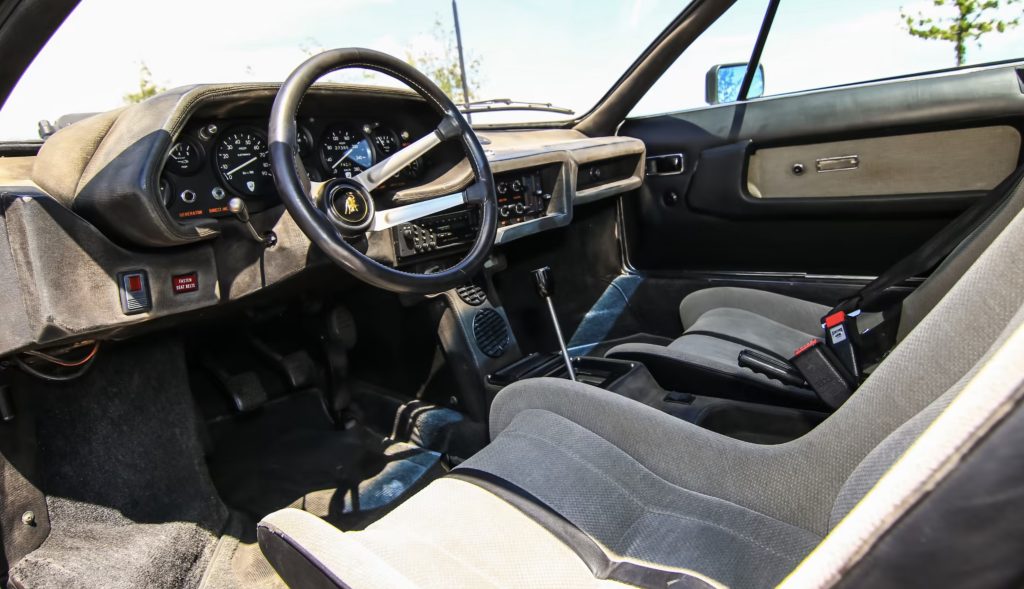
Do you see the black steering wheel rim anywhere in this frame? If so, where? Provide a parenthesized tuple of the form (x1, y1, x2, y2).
(269, 48, 497, 294)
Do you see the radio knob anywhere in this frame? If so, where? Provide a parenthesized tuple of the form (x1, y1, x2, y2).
(511, 179, 523, 192)
(499, 205, 510, 217)
(497, 182, 508, 195)
(514, 203, 526, 214)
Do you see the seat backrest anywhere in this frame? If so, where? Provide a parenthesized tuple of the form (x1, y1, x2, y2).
(828, 189, 1024, 529)
(898, 173, 1024, 339)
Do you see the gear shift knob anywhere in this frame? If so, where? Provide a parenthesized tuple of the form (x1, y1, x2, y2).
(532, 266, 554, 299)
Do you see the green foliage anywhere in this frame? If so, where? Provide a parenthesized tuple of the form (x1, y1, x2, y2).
(123, 62, 166, 104)
(901, 0, 1023, 66)
(404, 18, 481, 103)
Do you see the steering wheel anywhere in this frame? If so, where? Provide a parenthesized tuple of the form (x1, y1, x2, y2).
(269, 48, 497, 294)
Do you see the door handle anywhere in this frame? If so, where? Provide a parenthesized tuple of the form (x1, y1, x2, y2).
(645, 153, 685, 176)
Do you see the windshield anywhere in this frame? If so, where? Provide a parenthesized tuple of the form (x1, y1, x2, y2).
(0, 0, 688, 140)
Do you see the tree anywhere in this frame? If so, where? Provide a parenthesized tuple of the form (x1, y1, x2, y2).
(123, 62, 166, 104)
(901, 0, 1022, 66)
(405, 18, 481, 103)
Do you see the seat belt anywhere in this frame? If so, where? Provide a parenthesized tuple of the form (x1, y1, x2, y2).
(828, 163, 1024, 319)
(822, 164, 1024, 374)
(789, 165, 1024, 407)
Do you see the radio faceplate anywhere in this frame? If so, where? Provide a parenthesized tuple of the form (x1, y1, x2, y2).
(392, 208, 479, 260)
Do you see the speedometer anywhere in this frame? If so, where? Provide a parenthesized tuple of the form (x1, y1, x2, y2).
(214, 128, 274, 196)
(320, 124, 374, 178)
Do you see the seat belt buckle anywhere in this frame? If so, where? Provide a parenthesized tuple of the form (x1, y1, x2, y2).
(790, 340, 856, 409)
(820, 311, 860, 380)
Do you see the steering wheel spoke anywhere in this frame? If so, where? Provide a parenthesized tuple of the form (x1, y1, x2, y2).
(355, 116, 460, 192)
(369, 192, 466, 232)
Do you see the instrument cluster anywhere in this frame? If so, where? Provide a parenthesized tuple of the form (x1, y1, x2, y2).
(161, 117, 427, 221)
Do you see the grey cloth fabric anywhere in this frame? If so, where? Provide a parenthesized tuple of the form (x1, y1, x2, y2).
(464, 409, 822, 588)
(685, 307, 819, 357)
(679, 287, 829, 334)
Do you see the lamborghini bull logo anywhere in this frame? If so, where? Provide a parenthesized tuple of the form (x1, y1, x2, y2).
(344, 194, 360, 216)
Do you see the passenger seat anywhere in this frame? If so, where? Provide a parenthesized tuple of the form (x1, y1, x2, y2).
(607, 168, 1024, 407)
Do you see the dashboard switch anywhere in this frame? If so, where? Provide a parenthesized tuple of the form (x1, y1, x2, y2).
(118, 270, 152, 315)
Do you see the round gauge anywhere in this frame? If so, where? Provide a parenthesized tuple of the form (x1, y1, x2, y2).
(320, 124, 374, 178)
(214, 128, 274, 197)
(371, 127, 400, 158)
(165, 138, 203, 175)
(296, 125, 314, 158)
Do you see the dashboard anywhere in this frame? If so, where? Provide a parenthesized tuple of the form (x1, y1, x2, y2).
(0, 83, 646, 357)
(162, 114, 447, 221)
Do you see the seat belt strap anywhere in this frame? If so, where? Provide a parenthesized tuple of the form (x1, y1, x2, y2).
(830, 163, 1024, 317)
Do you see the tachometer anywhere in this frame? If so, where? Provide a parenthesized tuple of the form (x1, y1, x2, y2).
(320, 124, 374, 178)
(214, 128, 273, 196)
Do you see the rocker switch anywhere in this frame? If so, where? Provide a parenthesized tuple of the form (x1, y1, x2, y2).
(118, 270, 152, 315)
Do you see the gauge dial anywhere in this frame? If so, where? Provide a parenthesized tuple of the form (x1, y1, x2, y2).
(214, 128, 273, 196)
(296, 125, 314, 158)
(320, 124, 374, 178)
(372, 127, 399, 158)
(165, 138, 203, 175)
(373, 127, 423, 180)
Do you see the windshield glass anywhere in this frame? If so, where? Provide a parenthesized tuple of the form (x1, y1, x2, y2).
(0, 0, 688, 140)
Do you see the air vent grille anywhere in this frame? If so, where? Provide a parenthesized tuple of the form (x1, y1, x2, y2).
(456, 283, 487, 306)
(473, 309, 510, 358)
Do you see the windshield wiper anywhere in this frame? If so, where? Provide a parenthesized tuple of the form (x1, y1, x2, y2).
(459, 98, 574, 115)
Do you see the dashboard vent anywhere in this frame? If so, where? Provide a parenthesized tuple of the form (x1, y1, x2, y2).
(456, 283, 487, 306)
(473, 309, 510, 358)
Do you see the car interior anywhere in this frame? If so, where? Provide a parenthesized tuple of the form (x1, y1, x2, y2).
(0, 0, 1023, 587)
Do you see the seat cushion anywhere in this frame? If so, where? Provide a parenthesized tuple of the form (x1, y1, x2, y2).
(462, 408, 823, 588)
(679, 287, 829, 334)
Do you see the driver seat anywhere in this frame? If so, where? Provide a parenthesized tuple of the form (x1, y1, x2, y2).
(255, 205, 1024, 587)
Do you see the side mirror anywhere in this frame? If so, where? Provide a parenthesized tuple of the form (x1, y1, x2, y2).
(705, 63, 764, 105)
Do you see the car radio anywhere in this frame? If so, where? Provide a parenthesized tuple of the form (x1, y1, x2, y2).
(391, 165, 556, 261)
(392, 208, 480, 259)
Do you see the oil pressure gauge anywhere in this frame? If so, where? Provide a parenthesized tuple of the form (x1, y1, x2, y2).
(165, 138, 203, 176)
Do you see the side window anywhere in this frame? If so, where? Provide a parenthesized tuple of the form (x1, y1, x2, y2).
(630, 0, 769, 117)
(632, 0, 1024, 117)
(758, 0, 1024, 97)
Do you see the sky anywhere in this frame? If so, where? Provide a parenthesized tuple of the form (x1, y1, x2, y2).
(0, 0, 1021, 140)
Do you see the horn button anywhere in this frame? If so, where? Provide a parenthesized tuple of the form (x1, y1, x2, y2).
(324, 180, 374, 234)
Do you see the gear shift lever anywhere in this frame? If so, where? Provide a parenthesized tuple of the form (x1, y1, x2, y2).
(532, 266, 576, 381)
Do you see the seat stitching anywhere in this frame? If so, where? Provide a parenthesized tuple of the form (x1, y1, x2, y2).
(502, 428, 799, 560)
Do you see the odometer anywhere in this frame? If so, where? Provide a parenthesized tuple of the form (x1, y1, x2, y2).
(214, 128, 273, 196)
(320, 124, 374, 178)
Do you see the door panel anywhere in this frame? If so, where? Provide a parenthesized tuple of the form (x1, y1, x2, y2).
(748, 126, 1020, 199)
(619, 64, 1024, 276)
